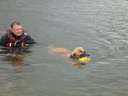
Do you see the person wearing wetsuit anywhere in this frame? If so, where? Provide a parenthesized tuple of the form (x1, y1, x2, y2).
(0, 21, 35, 48)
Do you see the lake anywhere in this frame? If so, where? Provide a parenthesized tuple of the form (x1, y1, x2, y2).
(0, 0, 128, 96)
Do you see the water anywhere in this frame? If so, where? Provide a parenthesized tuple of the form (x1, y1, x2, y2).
(0, 0, 128, 96)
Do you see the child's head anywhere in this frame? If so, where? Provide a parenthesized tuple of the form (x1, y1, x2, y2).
(10, 21, 24, 36)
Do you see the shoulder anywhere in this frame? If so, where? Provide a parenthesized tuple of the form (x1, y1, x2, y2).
(23, 33, 36, 44)
(23, 33, 32, 39)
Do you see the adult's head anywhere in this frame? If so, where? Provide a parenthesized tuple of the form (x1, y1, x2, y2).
(10, 21, 24, 36)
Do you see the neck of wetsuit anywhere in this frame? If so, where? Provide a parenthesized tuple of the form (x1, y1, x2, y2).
(6, 31, 26, 48)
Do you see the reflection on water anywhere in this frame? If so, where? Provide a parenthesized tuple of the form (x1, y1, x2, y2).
(0, 48, 31, 73)
(6, 53, 24, 73)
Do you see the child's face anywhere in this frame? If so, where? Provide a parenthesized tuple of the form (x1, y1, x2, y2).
(11, 24, 24, 36)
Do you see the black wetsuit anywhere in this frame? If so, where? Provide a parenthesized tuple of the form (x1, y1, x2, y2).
(0, 31, 35, 48)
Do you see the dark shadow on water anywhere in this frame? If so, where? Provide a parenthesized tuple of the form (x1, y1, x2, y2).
(0, 47, 32, 73)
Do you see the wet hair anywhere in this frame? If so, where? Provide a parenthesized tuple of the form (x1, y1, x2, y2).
(10, 21, 22, 28)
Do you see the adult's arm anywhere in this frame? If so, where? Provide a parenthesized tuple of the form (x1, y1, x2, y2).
(25, 35, 36, 44)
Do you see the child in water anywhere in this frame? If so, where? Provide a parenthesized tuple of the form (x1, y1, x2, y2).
(49, 47, 91, 65)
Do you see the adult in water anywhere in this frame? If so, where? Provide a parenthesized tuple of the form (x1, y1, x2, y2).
(0, 21, 36, 72)
(49, 47, 91, 65)
(0, 21, 35, 49)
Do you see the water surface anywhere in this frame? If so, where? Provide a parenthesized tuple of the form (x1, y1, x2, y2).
(0, 0, 128, 96)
